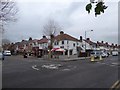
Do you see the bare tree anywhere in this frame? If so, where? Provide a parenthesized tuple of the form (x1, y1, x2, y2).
(0, 0, 18, 22)
(43, 19, 62, 59)
(0, 0, 18, 51)
(2, 38, 11, 44)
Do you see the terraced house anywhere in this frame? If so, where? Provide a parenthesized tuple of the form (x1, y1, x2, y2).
(3, 31, 119, 57)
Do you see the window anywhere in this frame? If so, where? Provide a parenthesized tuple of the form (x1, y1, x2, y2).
(54, 41, 59, 45)
(57, 42, 59, 45)
(54, 42, 56, 45)
(62, 41, 64, 44)
(82, 45, 84, 47)
(67, 41, 69, 44)
(77, 42, 79, 45)
(60, 46, 64, 48)
(73, 43, 75, 47)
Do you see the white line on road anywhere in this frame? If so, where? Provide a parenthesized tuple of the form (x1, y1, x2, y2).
(61, 69, 70, 71)
(32, 65, 39, 71)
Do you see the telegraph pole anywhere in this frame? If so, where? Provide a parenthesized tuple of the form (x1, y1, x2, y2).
(0, 19, 3, 52)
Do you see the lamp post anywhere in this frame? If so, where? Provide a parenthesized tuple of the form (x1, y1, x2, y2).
(0, 19, 4, 52)
(85, 30, 93, 60)
(67, 41, 70, 58)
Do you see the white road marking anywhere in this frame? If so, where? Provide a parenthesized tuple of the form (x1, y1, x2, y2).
(61, 69, 70, 71)
(96, 61, 118, 67)
(109, 65, 117, 67)
(32, 65, 39, 70)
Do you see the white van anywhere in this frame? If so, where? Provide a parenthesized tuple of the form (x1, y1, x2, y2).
(112, 51, 118, 56)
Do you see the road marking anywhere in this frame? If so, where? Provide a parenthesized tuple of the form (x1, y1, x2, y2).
(110, 80, 120, 89)
(101, 63, 106, 64)
(32, 65, 39, 70)
(61, 69, 70, 71)
(109, 65, 116, 67)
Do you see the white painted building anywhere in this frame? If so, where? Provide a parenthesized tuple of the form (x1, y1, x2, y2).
(37, 36, 48, 50)
(53, 31, 83, 55)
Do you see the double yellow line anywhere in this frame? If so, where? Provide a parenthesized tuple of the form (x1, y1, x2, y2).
(110, 80, 120, 90)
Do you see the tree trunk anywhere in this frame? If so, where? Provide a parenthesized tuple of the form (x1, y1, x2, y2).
(48, 35, 54, 59)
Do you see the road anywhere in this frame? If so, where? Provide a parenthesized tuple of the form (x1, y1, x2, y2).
(2, 55, 119, 88)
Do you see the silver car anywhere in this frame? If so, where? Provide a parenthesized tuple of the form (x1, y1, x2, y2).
(90, 50, 102, 58)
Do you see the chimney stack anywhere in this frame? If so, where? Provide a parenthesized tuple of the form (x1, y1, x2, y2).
(106, 42, 108, 45)
(111, 43, 114, 46)
(80, 36, 82, 41)
(43, 35, 46, 38)
(60, 31, 64, 34)
(97, 41, 99, 44)
(86, 38, 90, 41)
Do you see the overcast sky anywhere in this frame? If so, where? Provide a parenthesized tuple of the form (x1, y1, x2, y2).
(4, 0, 119, 44)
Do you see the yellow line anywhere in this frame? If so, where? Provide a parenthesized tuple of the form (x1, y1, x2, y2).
(110, 80, 120, 89)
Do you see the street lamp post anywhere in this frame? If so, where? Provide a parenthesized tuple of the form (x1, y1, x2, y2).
(0, 19, 4, 52)
(85, 30, 93, 60)
(67, 41, 70, 58)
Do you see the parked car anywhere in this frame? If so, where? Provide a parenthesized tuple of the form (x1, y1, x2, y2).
(90, 50, 102, 58)
(3, 50, 11, 56)
(112, 51, 118, 56)
(0, 52, 4, 60)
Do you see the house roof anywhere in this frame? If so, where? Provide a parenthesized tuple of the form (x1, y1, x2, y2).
(29, 39, 38, 43)
(54, 33, 80, 42)
(97, 42, 106, 46)
(38, 38, 48, 44)
(83, 39, 96, 45)
(96, 41, 115, 47)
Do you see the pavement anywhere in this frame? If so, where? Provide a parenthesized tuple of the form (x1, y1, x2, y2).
(14, 55, 114, 62)
(14, 55, 95, 62)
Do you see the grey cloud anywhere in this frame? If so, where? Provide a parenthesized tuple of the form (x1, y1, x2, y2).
(4, 1, 118, 44)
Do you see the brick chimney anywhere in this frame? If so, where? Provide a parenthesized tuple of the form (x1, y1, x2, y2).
(106, 42, 108, 45)
(60, 31, 64, 34)
(86, 38, 90, 41)
(112, 43, 114, 46)
(101, 41, 104, 43)
(22, 40, 25, 42)
(43, 35, 46, 38)
(97, 41, 99, 44)
(80, 36, 82, 41)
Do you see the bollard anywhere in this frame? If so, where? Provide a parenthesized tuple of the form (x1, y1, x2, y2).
(99, 55, 103, 60)
(91, 55, 95, 62)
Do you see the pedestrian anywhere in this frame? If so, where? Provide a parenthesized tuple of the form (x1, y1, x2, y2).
(23, 50, 27, 58)
(2, 51, 4, 60)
